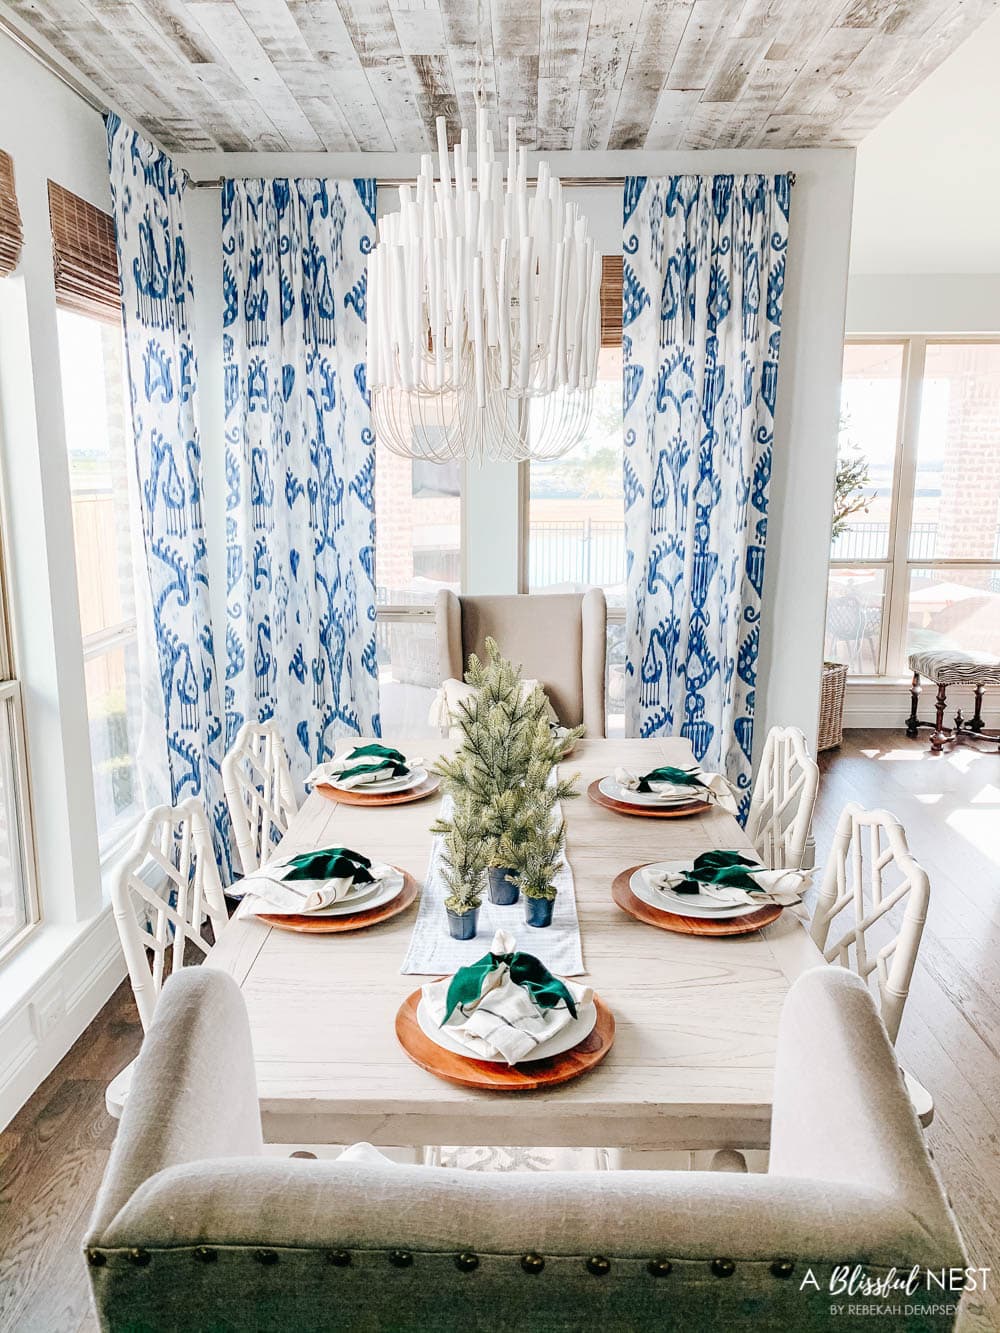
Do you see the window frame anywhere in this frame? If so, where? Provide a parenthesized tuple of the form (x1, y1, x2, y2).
(0, 473, 40, 964)
(836, 334, 1000, 679)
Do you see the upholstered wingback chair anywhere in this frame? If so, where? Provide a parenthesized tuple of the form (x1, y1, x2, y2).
(435, 588, 607, 736)
(85, 966, 965, 1331)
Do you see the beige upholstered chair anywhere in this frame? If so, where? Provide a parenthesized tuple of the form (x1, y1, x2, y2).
(435, 588, 607, 736)
(85, 966, 965, 1332)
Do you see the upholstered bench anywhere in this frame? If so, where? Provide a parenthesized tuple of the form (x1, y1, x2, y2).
(907, 650, 1000, 753)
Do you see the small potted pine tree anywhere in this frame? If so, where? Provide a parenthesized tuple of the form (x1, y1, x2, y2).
(434, 793, 488, 939)
(434, 638, 581, 906)
(494, 717, 576, 928)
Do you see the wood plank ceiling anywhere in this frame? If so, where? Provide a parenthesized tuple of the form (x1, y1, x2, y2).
(5, 0, 998, 153)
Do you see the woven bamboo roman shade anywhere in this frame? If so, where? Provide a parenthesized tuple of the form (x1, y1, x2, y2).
(600, 254, 622, 347)
(47, 181, 121, 322)
(0, 149, 23, 278)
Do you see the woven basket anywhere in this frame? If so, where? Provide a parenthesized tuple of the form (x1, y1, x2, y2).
(818, 661, 848, 751)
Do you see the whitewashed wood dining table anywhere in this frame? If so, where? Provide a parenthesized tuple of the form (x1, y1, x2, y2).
(206, 737, 824, 1151)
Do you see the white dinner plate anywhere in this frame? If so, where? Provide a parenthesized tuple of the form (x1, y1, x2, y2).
(255, 869, 403, 919)
(416, 995, 598, 1065)
(598, 775, 701, 809)
(328, 765, 428, 795)
(630, 862, 765, 921)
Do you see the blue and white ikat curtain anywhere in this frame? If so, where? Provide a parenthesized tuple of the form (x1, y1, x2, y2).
(622, 175, 790, 815)
(221, 179, 379, 788)
(106, 114, 231, 872)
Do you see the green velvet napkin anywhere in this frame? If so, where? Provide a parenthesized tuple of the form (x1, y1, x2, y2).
(636, 765, 705, 793)
(672, 850, 763, 895)
(345, 743, 408, 765)
(282, 847, 374, 885)
(443, 949, 578, 1024)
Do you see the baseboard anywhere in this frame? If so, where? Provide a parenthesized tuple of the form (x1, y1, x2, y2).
(0, 907, 126, 1131)
(843, 681, 1000, 731)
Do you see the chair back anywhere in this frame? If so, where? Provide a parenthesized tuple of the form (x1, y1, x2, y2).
(809, 802, 930, 1043)
(746, 725, 819, 869)
(436, 588, 607, 735)
(222, 719, 298, 874)
(85, 967, 966, 1333)
(110, 800, 229, 1031)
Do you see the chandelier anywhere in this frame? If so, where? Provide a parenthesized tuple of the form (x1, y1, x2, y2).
(368, 111, 601, 463)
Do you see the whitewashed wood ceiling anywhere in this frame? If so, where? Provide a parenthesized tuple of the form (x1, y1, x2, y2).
(6, 0, 999, 153)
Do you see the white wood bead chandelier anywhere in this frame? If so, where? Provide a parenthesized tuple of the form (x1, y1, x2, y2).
(368, 112, 601, 463)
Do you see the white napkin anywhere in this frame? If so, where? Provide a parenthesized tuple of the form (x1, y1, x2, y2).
(421, 929, 593, 1066)
(428, 678, 558, 737)
(235, 859, 398, 918)
(614, 765, 738, 814)
(306, 752, 420, 790)
(642, 862, 811, 908)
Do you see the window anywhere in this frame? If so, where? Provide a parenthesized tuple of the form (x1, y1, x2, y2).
(58, 308, 142, 850)
(827, 339, 1000, 676)
(523, 257, 627, 734)
(374, 443, 462, 735)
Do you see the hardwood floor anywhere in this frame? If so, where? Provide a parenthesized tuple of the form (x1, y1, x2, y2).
(0, 731, 997, 1331)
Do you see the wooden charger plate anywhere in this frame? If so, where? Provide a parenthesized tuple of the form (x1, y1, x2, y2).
(612, 866, 782, 937)
(587, 780, 712, 819)
(316, 774, 441, 807)
(257, 870, 419, 934)
(395, 989, 615, 1091)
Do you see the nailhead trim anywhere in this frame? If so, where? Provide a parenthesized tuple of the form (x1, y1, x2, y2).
(647, 1257, 672, 1277)
(127, 1248, 150, 1267)
(454, 1252, 480, 1272)
(86, 1250, 106, 1268)
(770, 1259, 795, 1279)
(194, 1247, 218, 1264)
(520, 1253, 545, 1274)
(255, 1249, 279, 1266)
(388, 1250, 413, 1268)
(326, 1250, 352, 1267)
(586, 1255, 611, 1276)
(711, 1258, 736, 1278)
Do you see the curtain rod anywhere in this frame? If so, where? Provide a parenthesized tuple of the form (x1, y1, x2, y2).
(188, 171, 796, 190)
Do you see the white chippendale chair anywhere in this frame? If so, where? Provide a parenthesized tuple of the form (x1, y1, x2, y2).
(222, 719, 298, 875)
(106, 799, 230, 1118)
(746, 725, 819, 870)
(810, 802, 934, 1125)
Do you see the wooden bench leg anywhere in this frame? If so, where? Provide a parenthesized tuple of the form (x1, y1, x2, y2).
(969, 685, 986, 734)
(930, 683, 950, 754)
(906, 672, 921, 738)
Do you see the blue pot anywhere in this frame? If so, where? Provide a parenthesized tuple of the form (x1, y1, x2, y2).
(487, 866, 520, 905)
(524, 896, 555, 928)
(446, 906, 479, 940)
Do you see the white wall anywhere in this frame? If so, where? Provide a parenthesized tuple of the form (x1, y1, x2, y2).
(181, 146, 856, 761)
(0, 31, 126, 1128)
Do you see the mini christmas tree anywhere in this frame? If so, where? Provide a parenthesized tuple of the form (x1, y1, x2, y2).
(433, 642, 582, 919)
(433, 792, 489, 916)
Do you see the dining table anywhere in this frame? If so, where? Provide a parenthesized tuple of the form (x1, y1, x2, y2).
(205, 736, 825, 1152)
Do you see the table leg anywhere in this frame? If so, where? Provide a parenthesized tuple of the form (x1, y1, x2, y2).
(906, 673, 921, 738)
(930, 683, 950, 754)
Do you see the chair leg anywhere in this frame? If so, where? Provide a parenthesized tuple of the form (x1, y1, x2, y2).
(930, 683, 950, 754)
(906, 673, 921, 738)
